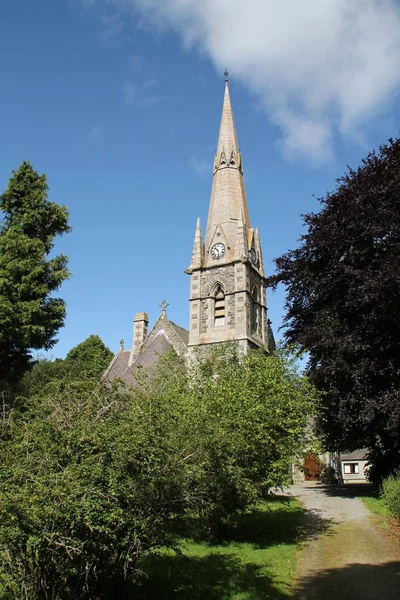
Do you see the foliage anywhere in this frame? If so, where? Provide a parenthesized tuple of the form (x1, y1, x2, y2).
(0, 348, 315, 598)
(0, 161, 71, 384)
(16, 358, 70, 398)
(16, 336, 113, 400)
(0, 378, 189, 599)
(381, 471, 400, 521)
(64, 335, 113, 378)
(175, 346, 317, 532)
(268, 138, 400, 481)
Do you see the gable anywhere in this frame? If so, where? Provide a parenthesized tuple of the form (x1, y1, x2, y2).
(141, 315, 188, 356)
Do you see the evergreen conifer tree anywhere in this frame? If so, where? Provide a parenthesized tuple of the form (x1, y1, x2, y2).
(0, 161, 71, 383)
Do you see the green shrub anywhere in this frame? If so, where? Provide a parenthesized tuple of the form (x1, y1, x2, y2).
(381, 471, 400, 520)
(0, 376, 190, 599)
(0, 347, 318, 598)
(181, 346, 319, 534)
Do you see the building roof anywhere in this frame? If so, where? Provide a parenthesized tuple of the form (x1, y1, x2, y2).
(169, 320, 189, 347)
(122, 333, 174, 387)
(104, 311, 189, 387)
(341, 449, 368, 461)
(134, 332, 173, 369)
(103, 349, 130, 381)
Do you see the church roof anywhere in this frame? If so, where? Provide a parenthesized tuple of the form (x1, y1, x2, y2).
(104, 310, 189, 386)
(104, 349, 130, 381)
(122, 333, 174, 387)
(169, 320, 189, 347)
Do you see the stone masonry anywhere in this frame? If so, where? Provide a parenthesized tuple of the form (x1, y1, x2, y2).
(186, 76, 274, 363)
(105, 77, 275, 383)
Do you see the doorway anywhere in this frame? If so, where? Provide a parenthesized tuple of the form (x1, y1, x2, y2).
(304, 453, 320, 481)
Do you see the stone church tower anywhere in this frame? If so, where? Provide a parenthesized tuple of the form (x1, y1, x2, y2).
(186, 76, 274, 362)
(105, 76, 275, 385)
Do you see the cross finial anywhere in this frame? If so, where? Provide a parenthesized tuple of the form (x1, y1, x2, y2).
(224, 70, 229, 82)
(160, 299, 169, 316)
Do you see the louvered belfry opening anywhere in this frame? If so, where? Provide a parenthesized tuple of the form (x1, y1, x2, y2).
(214, 285, 225, 326)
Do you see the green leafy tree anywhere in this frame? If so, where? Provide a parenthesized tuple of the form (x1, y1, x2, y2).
(16, 358, 69, 398)
(16, 336, 113, 401)
(0, 348, 315, 598)
(0, 161, 71, 384)
(180, 347, 318, 532)
(136, 346, 317, 535)
(65, 334, 113, 379)
(268, 137, 400, 482)
(0, 375, 190, 599)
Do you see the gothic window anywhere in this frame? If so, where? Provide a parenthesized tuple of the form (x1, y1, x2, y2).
(251, 287, 258, 333)
(214, 285, 225, 326)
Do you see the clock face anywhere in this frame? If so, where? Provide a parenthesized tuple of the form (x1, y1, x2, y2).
(211, 242, 226, 259)
(250, 248, 257, 265)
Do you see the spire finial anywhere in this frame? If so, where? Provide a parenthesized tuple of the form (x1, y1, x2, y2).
(224, 70, 229, 82)
(160, 299, 169, 316)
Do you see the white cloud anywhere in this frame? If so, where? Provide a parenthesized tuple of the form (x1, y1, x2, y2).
(80, 0, 97, 8)
(98, 11, 125, 38)
(94, 0, 400, 164)
(189, 156, 210, 176)
(88, 124, 103, 139)
(88, 124, 106, 147)
(123, 78, 164, 107)
(128, 55, 143, 71)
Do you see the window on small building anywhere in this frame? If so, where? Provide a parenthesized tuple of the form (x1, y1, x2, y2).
(251, 287, 258, 333)
(214, 286, 225, 326)
(343, 463, 359, 474)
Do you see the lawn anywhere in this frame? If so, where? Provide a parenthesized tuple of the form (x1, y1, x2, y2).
(362, 493, 389, 518)
(362, 489, 400, 542)
(133, 496, 305, 600)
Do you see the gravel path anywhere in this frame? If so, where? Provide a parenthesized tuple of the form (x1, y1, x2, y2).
(290, 483, 400, 600)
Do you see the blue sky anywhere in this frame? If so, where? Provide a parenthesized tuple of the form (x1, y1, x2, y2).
(1, 0, 400, 357)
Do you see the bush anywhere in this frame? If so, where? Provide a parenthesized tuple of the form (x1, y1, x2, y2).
(0, 376, 190, 599)
(179, 346, 319, 534)
(0, 347, 318, 598)
(381, 471, 400, 520)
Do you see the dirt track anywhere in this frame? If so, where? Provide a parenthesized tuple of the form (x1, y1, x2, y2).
(290, 483, 400, 600)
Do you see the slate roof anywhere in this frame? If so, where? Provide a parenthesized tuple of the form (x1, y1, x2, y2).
(104, 317, 189, 387)
(169, 321, 189, 347)
(104, 350, 130, 381)
(130, 332, 173, 377)
(341, 449, 368, 461)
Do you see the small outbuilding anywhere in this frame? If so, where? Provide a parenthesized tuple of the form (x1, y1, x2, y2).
(340, 449, 368, 483)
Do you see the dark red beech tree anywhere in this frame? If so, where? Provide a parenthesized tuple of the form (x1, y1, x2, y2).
(268, 138, 400, 482)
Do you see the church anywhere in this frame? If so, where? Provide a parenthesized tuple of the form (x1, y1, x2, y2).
(105, 75, 275, 384)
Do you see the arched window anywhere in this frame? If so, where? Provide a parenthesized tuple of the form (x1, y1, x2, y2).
(214, 285, 225, 326)
(251, 287, 258, 333)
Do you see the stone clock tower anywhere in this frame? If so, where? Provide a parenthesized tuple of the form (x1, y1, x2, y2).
(186, 76, 274, 362)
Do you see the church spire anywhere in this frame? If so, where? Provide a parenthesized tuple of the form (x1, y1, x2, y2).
(187, 76, 275, 361)
(187, 217, 204, 272)
(214, 76, 240, 174)
(204, 76, 251, 266)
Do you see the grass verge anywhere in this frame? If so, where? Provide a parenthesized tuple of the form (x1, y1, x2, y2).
(362, 491, 400, 547)
(362, 494, 389, 518)
(134, 496, 305, 600)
